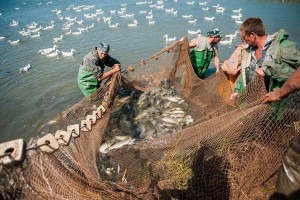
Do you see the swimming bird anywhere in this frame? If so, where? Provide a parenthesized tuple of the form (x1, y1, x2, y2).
(148, 20, 155, 25)
(20, 64, 31, 73)
(188, 29, 201, 35)
(163, 34, 176, 42)
(199, 1, 207, 5)
(128, 20, 138, 27)
(146, 14, 153, 19)
(235, 20, 243, 24)
(62, 49, 76, 57)
(219, 37, 233, 45)
(53, 35, 64, 43)
(182, 15, 193, 19)
(225, 31, 239, 39)
(186, 1, 195, 5)
(38, 45, 57, 55)
(65, 30, 72, 35)
(216, 7, 225, 13)
(30, 32, 41, 38)
(8, 40, 20, 45)
(9, 20, 19, 27)
(188, 19, 197, 24)
(0, 36, 5, 40)
(233, 8, 242, 13)
(204, 17, 215, 21)
(231, 13, 242, 19)
(72, 30, 82, 35)
(202, 7, 209, 11)
(46, 50, 60, 57)
(212, 4, 220, 8)
(108, 22, 119, 28)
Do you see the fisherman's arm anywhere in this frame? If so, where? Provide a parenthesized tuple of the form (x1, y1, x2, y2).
(98, 65, 121, 81)
(98, 56, 121, 81)
(263, 67, 300, 103)
(214, 48, 220, 72)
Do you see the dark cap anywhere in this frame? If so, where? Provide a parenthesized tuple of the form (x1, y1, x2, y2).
(207, 28, 222, 37)
(97, 42, 110, 53)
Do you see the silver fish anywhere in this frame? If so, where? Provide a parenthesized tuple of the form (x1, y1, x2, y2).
(99, 139, 115, 154)
(108, 138, 135, 152)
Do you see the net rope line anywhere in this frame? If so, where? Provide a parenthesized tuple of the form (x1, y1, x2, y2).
(0, 38, 300, 199)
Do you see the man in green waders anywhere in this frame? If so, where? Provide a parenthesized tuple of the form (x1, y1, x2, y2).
(189, 28, 221, 79)
(77, 42, 121, 98)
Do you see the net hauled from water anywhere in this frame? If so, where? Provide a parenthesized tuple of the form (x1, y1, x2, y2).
(0, 38, 300, 200)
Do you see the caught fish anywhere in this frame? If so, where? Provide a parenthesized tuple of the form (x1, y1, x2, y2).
(99, 139, 115, 154)
(161, 116, 177, 124)
(115, 135, 131, 141)
(108, 138, 135, 152)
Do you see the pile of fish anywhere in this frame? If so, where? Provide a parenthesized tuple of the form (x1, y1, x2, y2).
(99, 79, 194, 155)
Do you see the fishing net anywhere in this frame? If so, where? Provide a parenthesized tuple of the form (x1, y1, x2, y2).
(1, 38, 300, 200)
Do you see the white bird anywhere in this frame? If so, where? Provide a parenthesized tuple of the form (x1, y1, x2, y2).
(235, 20, 243, 24)
(20, 64, 31, 73)
(9, 20, 19, 27)
(204, 17, 215, 21)
(233, 8, 242, 13)
(219, 37, 233, 45)
(62, 49, 76, 57)
(78, 27, 87, 31)
(0, 36, 5, 40)
(199, 1, 207, 5)
(30, 32, 41, 38)
(65, 30, 72, 35)
(38, 45, 57, 55)
(109, 22, 119, 28)
(231, 14, 242, 19)
(163, 34, 176, 42)
(212, 4, 220, 8)
(216, 7, 225, 13)
(146, 14, 153, 19)
(148, 20, 155, 25)
(225, 31, 239, 39)
(46, 50, 60, 57)
(76, 20, 83, 24)
(72, 30, 82, 35)
(188, 19, 197, 24)
(165, 8, 174, 13)
(53, 35, 64, 43)
(182, 15, 193, 19)
(202, 7, 209, 11)
(8, 40, 20, 45)
(186, 1, 195, 5)
(128, 20, 138, 27)
(188, 29, 201, 35)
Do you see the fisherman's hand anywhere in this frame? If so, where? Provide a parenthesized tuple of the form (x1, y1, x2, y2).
(113, 64, 121, 73)
(216, 68, 220, 73)
(255, 68, 265, 77)
(262, 88, 282, 103)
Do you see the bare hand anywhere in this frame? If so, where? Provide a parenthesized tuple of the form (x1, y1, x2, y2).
(255, 68, 265, 77)
(113, 64, 121, 73)
(262, 88, 281, 103)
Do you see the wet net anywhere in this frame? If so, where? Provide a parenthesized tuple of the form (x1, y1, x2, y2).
(1, 38, 300, 200)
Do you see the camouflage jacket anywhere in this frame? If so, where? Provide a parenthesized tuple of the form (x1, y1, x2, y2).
(82, 50, 120, 78)
(235, 29, 300, 92)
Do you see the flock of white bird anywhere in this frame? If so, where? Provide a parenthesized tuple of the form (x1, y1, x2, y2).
(1, 0, 245, 71)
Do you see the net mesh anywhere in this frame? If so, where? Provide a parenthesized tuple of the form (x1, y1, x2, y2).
(1, 38, 300, 200)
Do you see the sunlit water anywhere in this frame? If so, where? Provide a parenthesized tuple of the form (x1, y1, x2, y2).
(0, 0, 299, 143)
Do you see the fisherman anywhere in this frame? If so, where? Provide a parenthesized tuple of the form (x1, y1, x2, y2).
(77, 42, 121, 97)
(189, 28, 221, 79)
(231, 17, 300, 95)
